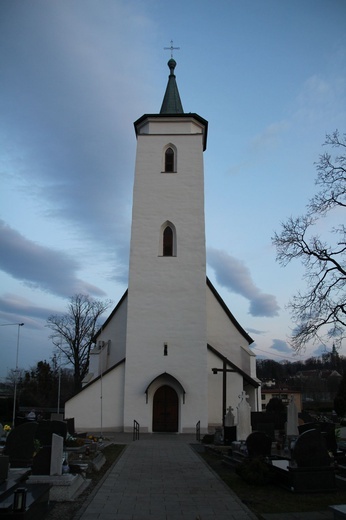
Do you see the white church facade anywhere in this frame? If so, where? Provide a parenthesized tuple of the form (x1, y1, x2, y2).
(65, 59, 260, 434)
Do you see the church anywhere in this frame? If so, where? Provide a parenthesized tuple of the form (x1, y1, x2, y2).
(65, 58, 260, 434)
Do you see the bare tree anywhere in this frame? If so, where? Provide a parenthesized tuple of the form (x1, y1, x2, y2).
(272, 131, 346, 353)
(46, 294, 112, 392)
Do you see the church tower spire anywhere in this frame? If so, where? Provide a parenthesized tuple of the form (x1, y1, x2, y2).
(160, 59, 184, 114)
(124, 59, 209, 432)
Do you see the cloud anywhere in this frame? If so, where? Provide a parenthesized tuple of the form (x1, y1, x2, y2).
(294, 74, 346, 126)
(312, 344, 329, 357)
(270, 339, 291, 354)
(207, 248, 280, 317)
(247, 327, 267, 336)
(0, 0, 161, 280)
(250, 121, 288, 153)
(0, 220, 105, 298)
(0, 293, 58, 329)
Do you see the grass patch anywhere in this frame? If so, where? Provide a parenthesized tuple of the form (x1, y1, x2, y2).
(199, 449, 346, 516)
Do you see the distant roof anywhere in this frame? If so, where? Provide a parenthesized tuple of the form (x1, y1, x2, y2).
(160, 59, 184, 114)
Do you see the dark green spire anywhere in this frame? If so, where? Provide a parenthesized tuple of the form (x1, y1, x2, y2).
(160, 59, 184, 114)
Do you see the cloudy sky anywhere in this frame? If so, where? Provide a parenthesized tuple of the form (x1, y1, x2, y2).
(0, 0, 345, 379)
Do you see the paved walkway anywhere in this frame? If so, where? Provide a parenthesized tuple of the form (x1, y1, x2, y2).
(74, 433, 257, 520)
(73, 433, 336, 520)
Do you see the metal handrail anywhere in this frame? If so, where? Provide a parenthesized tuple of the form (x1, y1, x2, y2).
(196, 420, 200, 442)
(133, 420, 140, 441)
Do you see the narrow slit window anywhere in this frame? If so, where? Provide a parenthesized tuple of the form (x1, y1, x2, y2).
(163, 226, 173, 256)
(165, 147, 174, 172)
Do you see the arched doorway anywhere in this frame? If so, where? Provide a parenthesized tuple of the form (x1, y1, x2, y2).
(152, 385, 178, 432)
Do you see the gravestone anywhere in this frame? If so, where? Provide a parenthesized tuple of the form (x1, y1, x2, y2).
(298, 422, 337, 455)
(224, 406, 235, 426)
(3, 421, 38, 467)
(32, 446, 51, 475)
(50, 433, 63, 476)
(246, 431, 272, 459)
(50, 413, 64, 422)
(36, 420, 67, 446)
(320, 422, 338, 455)
(66, 418, 75, 436)
(0, 455, 9, 483)
(237, 391, 251, 441)
(293, 428, 331, 468)
(224, 406, 237, 445)
(286, 395, 299, 437)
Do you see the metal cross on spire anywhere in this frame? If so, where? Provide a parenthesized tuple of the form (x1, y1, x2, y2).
(164, 40, 180, 58)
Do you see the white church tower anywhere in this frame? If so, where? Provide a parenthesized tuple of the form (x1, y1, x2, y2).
(65, 58, 259, 435)
(124, 58, 208, 432)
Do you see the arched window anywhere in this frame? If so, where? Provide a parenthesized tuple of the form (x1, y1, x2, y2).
(159, 221, 176, 257)
(164, 147, 174, 172)
(163, 226, 173, 256)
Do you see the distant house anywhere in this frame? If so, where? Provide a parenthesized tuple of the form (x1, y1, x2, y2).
(261, 389, 302, 413)
(295, 369, 342, 403)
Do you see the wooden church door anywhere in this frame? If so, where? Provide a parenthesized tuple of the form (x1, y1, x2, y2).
(152, 385, 178, 432)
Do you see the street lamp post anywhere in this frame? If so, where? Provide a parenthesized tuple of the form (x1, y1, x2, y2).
(11, 323, 24, 428)
(0, 322, 25, 427)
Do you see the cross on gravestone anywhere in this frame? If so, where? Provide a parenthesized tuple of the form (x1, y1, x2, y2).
(238, 390, 249, 402)
(164, 40, 180, 58)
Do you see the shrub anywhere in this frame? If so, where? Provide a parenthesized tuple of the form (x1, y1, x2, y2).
(236, 456, 272, 485)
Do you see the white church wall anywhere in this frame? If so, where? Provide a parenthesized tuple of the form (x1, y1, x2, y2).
(86, 296, 128, 383)
(241, 343, 257, 379)
(206, 286, 252, 376)
(124, 125, 209, 433)
(97, 296, 128, 371)
(65, 362, 125, 432)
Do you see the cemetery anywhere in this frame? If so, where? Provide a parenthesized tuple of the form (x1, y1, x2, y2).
(2, 391, 346, 519)
(0, 415, 109, 518)
(198, 392, 346, 517)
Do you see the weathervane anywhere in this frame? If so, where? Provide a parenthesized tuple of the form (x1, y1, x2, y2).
(164, 40, 180, 58)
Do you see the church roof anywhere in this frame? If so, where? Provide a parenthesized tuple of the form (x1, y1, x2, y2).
(208, 344, 260, 388)
(160, 59, 184, 114)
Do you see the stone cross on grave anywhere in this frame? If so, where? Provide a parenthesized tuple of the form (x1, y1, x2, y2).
(239, 390, 249, 401)
(237, 391, 251, 441)
(164, 40, 180, 58)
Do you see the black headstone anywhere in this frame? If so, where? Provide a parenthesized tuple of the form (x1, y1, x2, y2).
(293, 428, 331, 468)
(66, 418, 75, 436)
(246, 431, 272, 459)
(36, 420, 67, 446)
(298, 422, 337, 455)
(3, 422, 38, 467)
(32, 446, 51, 475)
